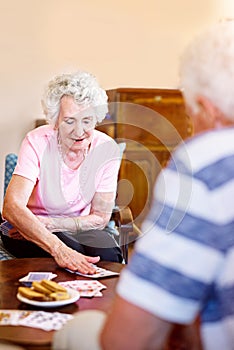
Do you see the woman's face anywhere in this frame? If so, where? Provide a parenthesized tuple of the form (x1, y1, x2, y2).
(57, 95, 96, 151)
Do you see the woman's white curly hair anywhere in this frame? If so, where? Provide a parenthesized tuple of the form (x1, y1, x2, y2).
(42, 71, 108, 125)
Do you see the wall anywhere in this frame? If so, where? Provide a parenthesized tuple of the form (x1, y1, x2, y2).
(0, 0, 234, 204)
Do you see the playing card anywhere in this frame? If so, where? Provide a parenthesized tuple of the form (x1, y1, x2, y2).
(0, 310, 16, 325)
(0, 310, 73, 331)
(18, 311, 73, 331)
(0, 310, 33, 326)
(66, 264, 119, 279)
(0, 221, 13, 236)
(19, 272, 57, 286)
(59, 280, 106, 297)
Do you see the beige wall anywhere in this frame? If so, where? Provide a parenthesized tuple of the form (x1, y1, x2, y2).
(0, 0, 234, 204)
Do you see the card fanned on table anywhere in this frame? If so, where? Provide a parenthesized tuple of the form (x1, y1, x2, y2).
(0, 310, 73, 331)
(59, 280, 107, 297)
(66, 264, 119, 279)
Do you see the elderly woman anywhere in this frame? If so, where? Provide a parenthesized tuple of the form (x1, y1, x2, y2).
(1, 71, 123, 274)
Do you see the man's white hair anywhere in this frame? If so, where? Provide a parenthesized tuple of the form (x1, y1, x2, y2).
(180, 21, 234, 121)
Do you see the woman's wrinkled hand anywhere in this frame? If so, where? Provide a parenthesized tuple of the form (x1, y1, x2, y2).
(52, 243, 100, 274)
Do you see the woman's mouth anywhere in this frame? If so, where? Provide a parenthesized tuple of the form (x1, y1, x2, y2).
(73, 138, 85, 142)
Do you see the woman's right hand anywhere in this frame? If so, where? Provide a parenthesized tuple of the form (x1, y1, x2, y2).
(52, 242, 100, 274)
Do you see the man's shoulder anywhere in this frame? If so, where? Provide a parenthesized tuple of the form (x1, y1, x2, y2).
(172, 128, 234, 171)
(185, 127, 234, 150)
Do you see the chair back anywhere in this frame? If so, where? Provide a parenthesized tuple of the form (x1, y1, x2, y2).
(4, 153, 18, 196)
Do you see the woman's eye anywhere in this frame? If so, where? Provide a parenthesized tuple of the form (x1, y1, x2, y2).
(83, 118, 93, 125)
(64, 118, 74, 125)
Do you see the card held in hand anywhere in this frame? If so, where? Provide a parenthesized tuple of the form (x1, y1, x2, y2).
(0, 220, 13, 236)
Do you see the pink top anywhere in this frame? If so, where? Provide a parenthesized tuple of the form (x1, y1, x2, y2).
(14, 125, 121, 217)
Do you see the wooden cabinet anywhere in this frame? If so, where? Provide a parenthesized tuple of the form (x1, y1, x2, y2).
(97, 88, 193, 228)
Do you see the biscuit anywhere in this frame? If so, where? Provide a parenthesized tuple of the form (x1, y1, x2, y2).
(32, 281, 52, 295)
(18, 286, 50, 301)
(41, 279, 67, 293)
(50, 291, 70, 301)
(18, 280, 70, 302)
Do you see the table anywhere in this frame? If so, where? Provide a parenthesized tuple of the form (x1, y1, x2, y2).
(0, 258, 124, 350)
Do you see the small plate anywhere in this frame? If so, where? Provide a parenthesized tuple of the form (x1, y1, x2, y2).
(17, 288, 80, 308)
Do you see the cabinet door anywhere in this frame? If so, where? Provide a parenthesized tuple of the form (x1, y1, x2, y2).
(113, 89, 192, 147)
(116, 146, 170, 227)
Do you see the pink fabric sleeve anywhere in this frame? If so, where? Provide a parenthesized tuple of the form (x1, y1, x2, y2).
(13, 136, 40, 184)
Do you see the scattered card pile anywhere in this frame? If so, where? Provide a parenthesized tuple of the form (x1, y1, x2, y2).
(59, 280, 107, 297)
(0, 310, 73, 331)
(66, 264, 119, 279)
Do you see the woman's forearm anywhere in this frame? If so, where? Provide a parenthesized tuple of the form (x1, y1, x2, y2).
(38, 213, 111, 233)
(3, 201, 66, 255)
(75, 213, 110, 231)
(37, 193, 115, 233)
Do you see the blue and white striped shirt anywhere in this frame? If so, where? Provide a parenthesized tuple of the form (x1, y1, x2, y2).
(118, 128, 234, 350)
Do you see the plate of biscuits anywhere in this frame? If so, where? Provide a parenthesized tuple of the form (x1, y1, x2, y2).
(17, 279, 80, 307)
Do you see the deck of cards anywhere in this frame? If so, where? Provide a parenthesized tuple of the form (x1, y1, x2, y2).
(59, 280, 107, 297)
(0, 310, 73, 331)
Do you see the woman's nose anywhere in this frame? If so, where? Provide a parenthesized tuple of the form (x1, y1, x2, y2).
(74, 122, 84, 137)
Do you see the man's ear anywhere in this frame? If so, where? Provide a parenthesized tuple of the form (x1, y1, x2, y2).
(196, 95, 217, 122)
(196, 95, 232, 128)
(196, 95, 226, 127)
